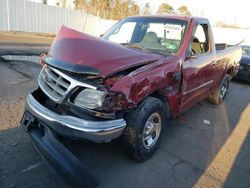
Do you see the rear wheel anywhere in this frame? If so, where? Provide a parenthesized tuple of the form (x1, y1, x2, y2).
(208, 74, 230, 105)
(121, 97, 168, 162)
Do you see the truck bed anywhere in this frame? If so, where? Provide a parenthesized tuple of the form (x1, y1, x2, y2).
(216, 45, 242, 65)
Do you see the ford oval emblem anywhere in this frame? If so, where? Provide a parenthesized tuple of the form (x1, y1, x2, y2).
(44, 74, 53, 83)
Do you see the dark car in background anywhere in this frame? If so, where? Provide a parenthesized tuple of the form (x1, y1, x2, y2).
(235, 45, 250, 82)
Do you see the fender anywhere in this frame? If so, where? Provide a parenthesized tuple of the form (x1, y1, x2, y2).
(110, 56, 182, 115)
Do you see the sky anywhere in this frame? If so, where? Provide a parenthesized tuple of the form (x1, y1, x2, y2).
(134, 0, 250, 27)
(31, 0, 250, 28)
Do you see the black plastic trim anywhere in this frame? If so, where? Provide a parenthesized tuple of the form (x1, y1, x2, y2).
(21, 120, 100, 188)
(44, 56, 101, 75)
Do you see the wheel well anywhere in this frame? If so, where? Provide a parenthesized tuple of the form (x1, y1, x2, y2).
(227, 66, 234, 78)
(150, 91, 171, 118)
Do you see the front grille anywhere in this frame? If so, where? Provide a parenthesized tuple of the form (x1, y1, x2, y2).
(38, 66, 71, 102)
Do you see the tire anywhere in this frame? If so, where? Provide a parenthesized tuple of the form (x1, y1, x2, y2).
(208, 74, 230, 105)
(121, 97, 168, 162)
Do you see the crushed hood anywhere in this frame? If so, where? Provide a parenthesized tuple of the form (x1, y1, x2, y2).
(46, 26, 164, 77)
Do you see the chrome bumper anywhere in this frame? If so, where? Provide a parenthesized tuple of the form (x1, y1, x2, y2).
(25, 93, 126, 142)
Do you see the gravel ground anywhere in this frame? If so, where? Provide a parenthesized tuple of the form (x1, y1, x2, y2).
(0, 31, 54, 44)
(0, 32, 53, 56)
(0, 60, 250, 188)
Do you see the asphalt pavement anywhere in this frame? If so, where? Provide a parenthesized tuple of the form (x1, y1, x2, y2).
(0, 59, 249, 188)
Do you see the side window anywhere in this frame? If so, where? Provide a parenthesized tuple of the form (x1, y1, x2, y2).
(108, 22, 136, 43)
(191, 24, 210, 55)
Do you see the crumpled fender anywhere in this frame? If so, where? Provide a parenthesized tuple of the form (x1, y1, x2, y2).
(110, 56, 182, 108)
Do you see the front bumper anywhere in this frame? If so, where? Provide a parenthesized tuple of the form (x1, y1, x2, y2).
(21, 92, 127, 187)
(25, 93, 126, 142)
(22, 123, 100, 188)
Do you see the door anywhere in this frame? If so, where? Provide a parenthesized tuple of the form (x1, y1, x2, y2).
(180, 23, 215, 112)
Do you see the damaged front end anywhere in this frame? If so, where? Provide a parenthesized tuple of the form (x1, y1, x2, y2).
(20, 62, 129, 187)
(20, 64, 127, 187)
(21, 26, 183, 187)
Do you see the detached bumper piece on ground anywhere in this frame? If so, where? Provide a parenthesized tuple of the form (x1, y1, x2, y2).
(20, 111, 100, 188)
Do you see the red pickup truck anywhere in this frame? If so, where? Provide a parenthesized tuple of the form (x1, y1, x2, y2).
(21, 15, 242, 187)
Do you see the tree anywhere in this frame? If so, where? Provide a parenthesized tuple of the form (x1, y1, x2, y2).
(128, 2, 140, 16)
(56, 0, 67, 7)
(74, 0, 140, 20)
(41, 0, 47, 4)
(74, 0, 86, 10)
(157, 3, 173, 14)
(73, 0, 140, 19)
(142, 2, 151, 15)
(177, 5, 191, 16)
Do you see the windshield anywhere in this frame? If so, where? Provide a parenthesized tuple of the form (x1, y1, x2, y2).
(103, 17, 188, 54)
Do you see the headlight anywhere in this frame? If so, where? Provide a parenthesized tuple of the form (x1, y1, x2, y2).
(239, 65, 244, 70)
(74, 89, 106, 109)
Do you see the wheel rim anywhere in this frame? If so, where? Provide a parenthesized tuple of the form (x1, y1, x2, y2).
(142, 112, 162, 149)
(220, 79, 228, 100)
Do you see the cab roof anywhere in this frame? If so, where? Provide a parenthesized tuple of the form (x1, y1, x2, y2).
(127, 14, 207, 22)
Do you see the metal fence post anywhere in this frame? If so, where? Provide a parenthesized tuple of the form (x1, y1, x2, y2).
(6, 0, 10, 31)
(24, 0, 26, 31)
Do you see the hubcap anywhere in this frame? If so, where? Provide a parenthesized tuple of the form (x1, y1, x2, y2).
(142, 112, 162, 149)
(220, 80, 228, 100)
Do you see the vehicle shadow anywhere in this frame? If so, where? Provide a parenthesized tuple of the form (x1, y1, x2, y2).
(231, 78, 250, 85)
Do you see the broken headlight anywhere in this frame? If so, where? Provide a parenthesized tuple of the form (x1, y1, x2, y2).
(74, 89, 106, 109)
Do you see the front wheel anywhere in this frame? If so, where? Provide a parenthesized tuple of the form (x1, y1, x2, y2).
(121, 97, 168, 162)
(208, 74, 230, 105)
